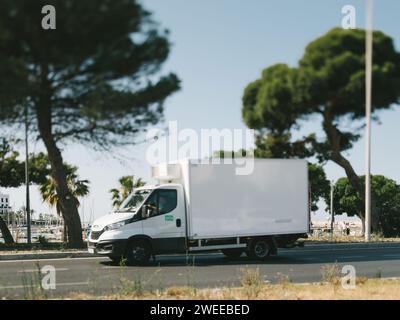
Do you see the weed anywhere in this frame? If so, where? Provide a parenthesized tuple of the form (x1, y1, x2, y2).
(165, 286, 196, 297)
(118, 276, 143, 297)
(240, 267, 262, 299)
(375, 268, 382, 279)
(321, 263, 341, 285)
(21, 262, 47, 300)
(277, 273, 292, 285)
(356, 276, 368, 285)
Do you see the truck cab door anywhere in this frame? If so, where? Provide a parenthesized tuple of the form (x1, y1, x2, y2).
(141, 186, 186, 253)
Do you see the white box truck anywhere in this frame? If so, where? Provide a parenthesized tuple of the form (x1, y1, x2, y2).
(88, 159, 309, 265)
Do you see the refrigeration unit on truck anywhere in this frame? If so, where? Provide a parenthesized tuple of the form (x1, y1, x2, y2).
(88, 159, 309, 265)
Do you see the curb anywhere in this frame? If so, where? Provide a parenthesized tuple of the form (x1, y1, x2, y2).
(295, 242, 400, 251)
(0, 251, 101, 261)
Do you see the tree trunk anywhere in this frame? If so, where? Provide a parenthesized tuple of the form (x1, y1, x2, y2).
(0, 215, 14, 244)
(38, 120, 83, 248)
(63, 221, 68, 243)
(323, 106, 368, 226)
(36, 64, 83, 248)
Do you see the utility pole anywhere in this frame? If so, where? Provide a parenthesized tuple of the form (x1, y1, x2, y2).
(330, 180, 334, 238)
(365, 0, 373, 242)
(25, 103, 32, 245)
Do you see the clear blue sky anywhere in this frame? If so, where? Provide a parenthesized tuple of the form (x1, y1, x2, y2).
(5, 0, 400, 223)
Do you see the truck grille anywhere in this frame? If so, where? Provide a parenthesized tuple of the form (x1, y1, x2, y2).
(90, 230, 104, 240)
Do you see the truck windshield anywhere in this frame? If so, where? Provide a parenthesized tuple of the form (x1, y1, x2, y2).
(118, 189, 152, 212)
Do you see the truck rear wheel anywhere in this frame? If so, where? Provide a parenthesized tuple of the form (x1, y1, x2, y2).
(126, 239, 151, 266)
(248, 238, 272, 260)
(221, 249, 243, 259)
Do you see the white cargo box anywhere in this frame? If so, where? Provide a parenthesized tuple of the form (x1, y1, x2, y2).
(171, 159, 309, 239)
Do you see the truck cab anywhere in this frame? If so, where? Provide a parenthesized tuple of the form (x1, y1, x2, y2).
(88, 184, 187, 263)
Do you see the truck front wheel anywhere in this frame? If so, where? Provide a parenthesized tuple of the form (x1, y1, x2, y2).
(126, 239, 151, 266)
(248, 238, 273, 260)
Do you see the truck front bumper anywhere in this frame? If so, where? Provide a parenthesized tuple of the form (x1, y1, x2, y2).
(87, 239, 128, 257)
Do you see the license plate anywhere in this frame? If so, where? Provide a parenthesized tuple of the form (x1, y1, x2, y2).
(88, 248, 95, 254)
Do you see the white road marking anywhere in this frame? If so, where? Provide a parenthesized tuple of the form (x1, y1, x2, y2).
(17, 268, 69, 273)
(0, 281, 89, 290)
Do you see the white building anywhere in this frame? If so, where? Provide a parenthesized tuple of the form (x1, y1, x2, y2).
(0, 191, 10, 214)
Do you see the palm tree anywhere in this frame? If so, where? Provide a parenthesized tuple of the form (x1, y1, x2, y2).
(39, 165, 89, 242)
(110, 175, 145, 209)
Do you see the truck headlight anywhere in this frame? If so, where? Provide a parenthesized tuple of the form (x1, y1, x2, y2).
(104, 220, 129, 231)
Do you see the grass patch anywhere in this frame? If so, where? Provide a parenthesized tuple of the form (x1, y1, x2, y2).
(60, 278, 400, 300)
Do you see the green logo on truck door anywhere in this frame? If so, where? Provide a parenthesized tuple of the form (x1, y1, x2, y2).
(165, 214, 174, 222)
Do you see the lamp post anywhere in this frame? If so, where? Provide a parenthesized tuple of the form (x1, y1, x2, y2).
(25, 103, 31, 244)
(365, 0, 373, 242)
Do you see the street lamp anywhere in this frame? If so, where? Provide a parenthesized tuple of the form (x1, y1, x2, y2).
(25, 103, 31, 244)
(365, 0, 373, 242)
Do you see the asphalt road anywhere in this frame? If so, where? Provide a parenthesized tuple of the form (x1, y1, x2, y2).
(1, 242, 400, 298)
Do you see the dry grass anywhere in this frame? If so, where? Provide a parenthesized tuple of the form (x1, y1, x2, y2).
(320, 263, 341, 284)
(5, 263, 400, 300)
(64, 278, 400, 300)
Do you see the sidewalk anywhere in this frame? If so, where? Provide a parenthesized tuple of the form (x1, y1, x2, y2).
(0, 249, 99, 261)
